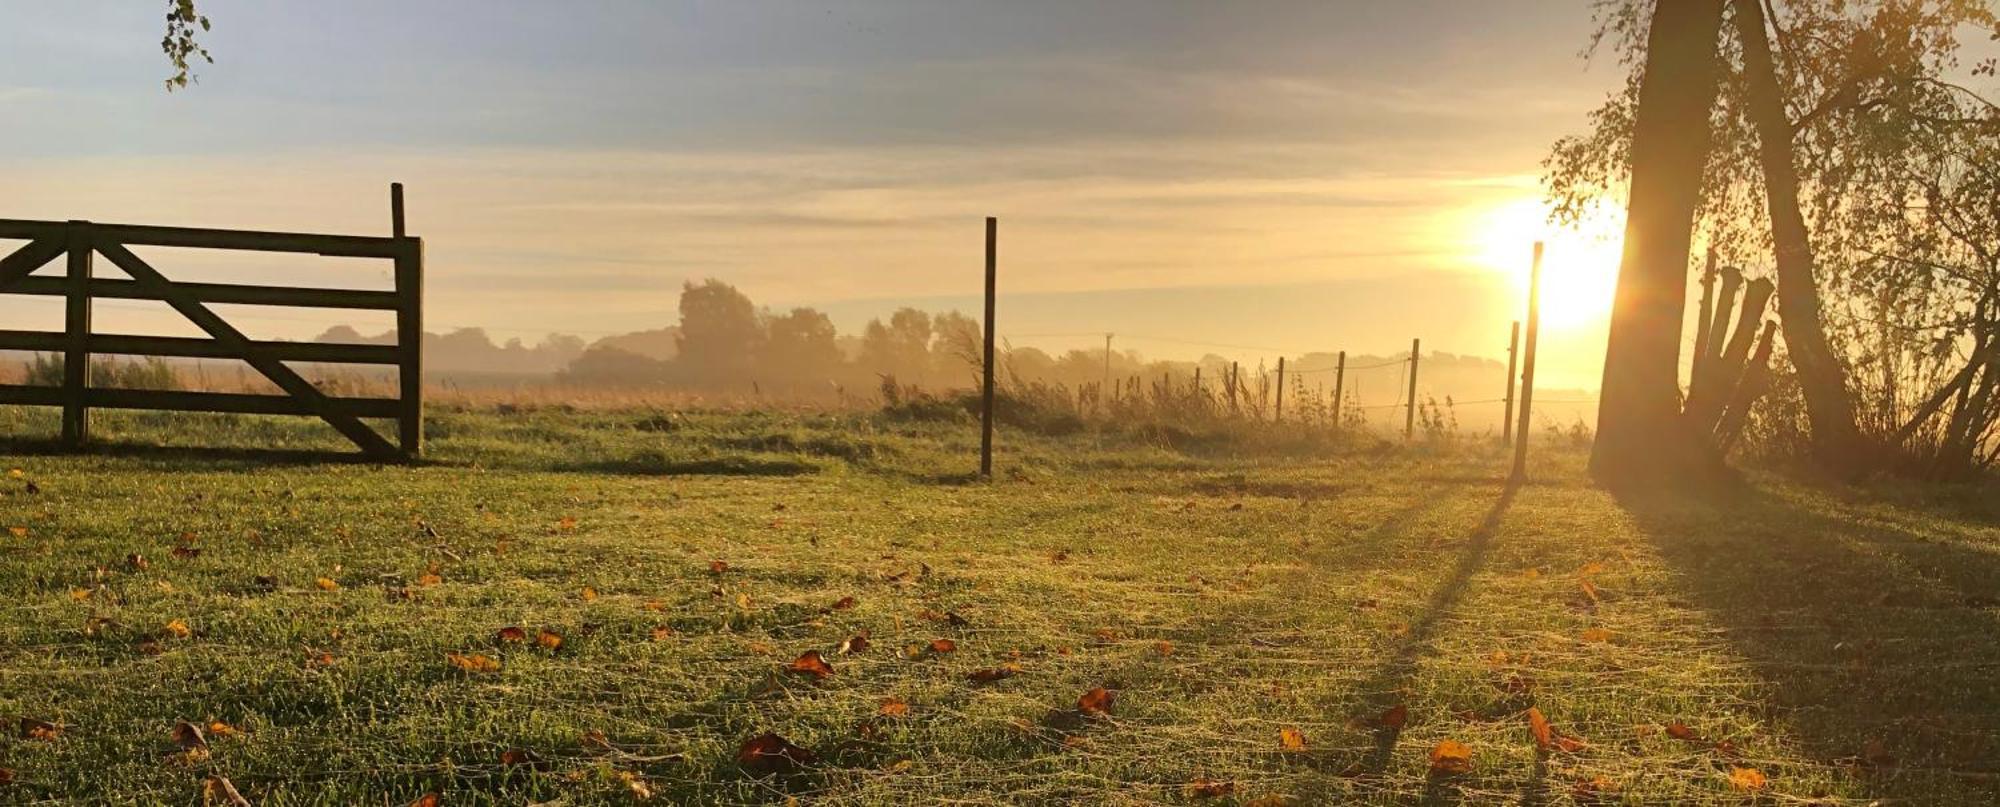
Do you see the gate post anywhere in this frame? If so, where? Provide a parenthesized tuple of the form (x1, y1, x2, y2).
(392, 184, 424, 458)
(61, 221, 93, 448)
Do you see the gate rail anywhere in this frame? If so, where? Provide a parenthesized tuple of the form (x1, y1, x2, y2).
(0, 184, 423, 458)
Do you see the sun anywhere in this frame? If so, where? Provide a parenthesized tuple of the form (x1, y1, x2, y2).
(1467, 197, 1623, 331)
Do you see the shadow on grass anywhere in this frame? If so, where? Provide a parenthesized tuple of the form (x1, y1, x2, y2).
(0, 436, 386, 470)
(1617, 481, 2000, 804)
(1339, 480, 1519, 804)
(557, 453, 820, 477)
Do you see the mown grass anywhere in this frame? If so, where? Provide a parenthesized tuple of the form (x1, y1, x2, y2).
(1, 405, 1997, 805)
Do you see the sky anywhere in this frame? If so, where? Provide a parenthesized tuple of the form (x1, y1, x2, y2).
(0, 0, 1629, 389)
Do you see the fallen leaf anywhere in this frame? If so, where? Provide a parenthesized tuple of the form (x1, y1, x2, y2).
(207, 721, 242, 738)
(879, 698, 910, 717)
(1578, 561, 1607, 577)
(315, 577, 339, 591)
(737, 732, 817, 774)
(203, 776, 252, 806)
(172, 545, 201, 559)
(496, 626, 527, 643)
(787, 650, 834, 680)
(1183, 778, 1235, 798)
(171, 720, 210, 752)
(1376, 703, 1409, 730)
(1527, 707, 1554, 751)
(650, 626, 676, 642)
(968, 664, 1021, 683)
(1578, 579, 1601, 605)
(929, 638, 957, 654)
(1665, 722, 1698, 741)
(407, 795, 441, 807)
(6, 526, 25, 539)
(709, 560, 729, 574)
(580, 586, 598, 601)
(417, 572, 443, 587)
(1279, 727, 1308, 751)
(556, 516, 578, 531)
(447, 652, 501, 673)
(163, 619, 192, 639)
(20, 718, 61, 741)
(620, 770, 653, 800)
(1429, 739, 1473, 775)
(1578, 627, 1614, 644)
(838, 633, 870, 654)
(1078, 687, 1116, 715)
(1727, 766, 1766, 791)
(536, 629, 565, 652)
(126, 553, 149, 570)
(828, 595, 856, 611)
(1155, 640, 1175, 656)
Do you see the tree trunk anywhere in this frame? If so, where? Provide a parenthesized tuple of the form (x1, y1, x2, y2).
(1590, 0, 1729, 484)
(1729, 0, 1869, 471)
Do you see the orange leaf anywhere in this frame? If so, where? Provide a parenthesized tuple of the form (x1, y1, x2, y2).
(736, 732, 817, 774)
(1578, 627, 1614, 644)
(580, 586, 598, 601)
(1155, 640, 1175, 656)
(408, 795, 441, 807)
(496, 626, 527, 643)
(417, 572, 443, 587)
(19, 718, 60, 741)
(828, 595, 856, 610)
(207, 721, 242, 738)
(709, 560, 730, 574)
(500, 748, 545, 768)
(1429, 739, 1473, 775)
(839, 634, 871, 654)
(1578, 579, 1601, 605)
(1727, 766, 1766, 791)
(1279, 727, 1308, 751)
(1078, 686, 1116, 715)
(879, 698, 910, 717)
(928, 638, 957, 654)
(163, 619, 192, 639)
(650, 625, 676, 642)
(1665, 721, 1698, 741)
(447, 652, 501, 673)
(1527, 707, 1554, 751)
(315, 577, 339, 591)
(536, 629, 565, 651)
(1377, 704, 1408, 730)
(787, 650, 834, 680)
(556, 516, 578, 531)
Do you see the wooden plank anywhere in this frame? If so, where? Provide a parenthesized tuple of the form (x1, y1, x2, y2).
(61, 223, 92, 447)
(2, 275, 400, 309)
(394, 237, 424, 456)
(0, 219, 398, 257)
(0, 239, 64, 288)
(95, 241, 400, 457)
(0, 385, 398, 418)
(0, 331, 397, 365)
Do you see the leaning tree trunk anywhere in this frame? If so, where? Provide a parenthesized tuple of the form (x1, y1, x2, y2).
(1729, 0, 1869, 471)
(1590, 0, 1730, 484)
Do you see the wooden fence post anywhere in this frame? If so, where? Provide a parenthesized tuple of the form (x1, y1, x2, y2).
(391, 183, 424, 458)
(980, 216, 997, 478)
(61, 221, 93, 448)
(1405, 338, 1420, 439)
(1274, 357, 1286, 422)
(1512, 242, 1545, 480)
(1228, 361, 1239, 413)
(1332, 351, 1346, 432)
(1502, 321, 1520, 444)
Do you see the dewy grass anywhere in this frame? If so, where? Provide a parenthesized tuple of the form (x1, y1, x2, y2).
(1, 407, 1997, 804)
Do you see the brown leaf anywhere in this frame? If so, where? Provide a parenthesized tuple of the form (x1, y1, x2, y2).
(1154, 640, 1175, 656)
(650, 625, 676, 642)
(127, 553, 150, 570)
(1665, 721, 1698, 741)
(737, 732, 817, 774)
(828, 595, 856, 610)
(879, 698, 910, 717)
(967, 664, 1021, 683)
(1428, 739, 1473, 775)
(202, 776, 252, 807)
(536, 629, 565, 652)
(786, 650, 834, 680)
(172, 545, 201, 559)
(172, 720, 209, 751)
(1278, 727, 1308, 751)
(496, 626, 527, 643)
(928, 638, 957, 654)
(1578, 627, 1614, 644)
(20, 718, 61, 741)
(709, 560, 729, 574)
(1077, 686, 1116, 716)
(556, 516, 578, 531)
(1377, 703, 1408, 730)
(407, 795, 441, 807)
(1183, 778, 1235, 798)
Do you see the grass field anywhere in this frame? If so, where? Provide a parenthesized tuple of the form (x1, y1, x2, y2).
(2, 405, 1998, 805)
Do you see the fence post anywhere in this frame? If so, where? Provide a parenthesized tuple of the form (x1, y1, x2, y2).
(391, 184, 425, 458)
(1405, 338, 1420, 439)
(1274, 357, 1286, 422)
(1502, 321, 1520, 444)
(1228, 361, 1239, 413)
(1511, 242, 1545, 480)
(1332, 351, 1346, 432)
(61, 221, 93, 448)
(980, 217, 997, 478)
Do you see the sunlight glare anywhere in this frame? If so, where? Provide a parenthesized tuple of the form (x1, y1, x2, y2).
(1470, 197, 1622, 331)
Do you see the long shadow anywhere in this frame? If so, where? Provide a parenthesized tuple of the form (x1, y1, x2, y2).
(1339, 480, 1520, 802)
(0, 436, 395, 470)
(1617, 480, 2000, 804)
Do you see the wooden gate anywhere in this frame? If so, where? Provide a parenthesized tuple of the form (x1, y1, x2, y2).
(0, 184, 424, 459)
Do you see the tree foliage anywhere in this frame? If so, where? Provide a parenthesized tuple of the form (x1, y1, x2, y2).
(162, 0, 211, 91)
